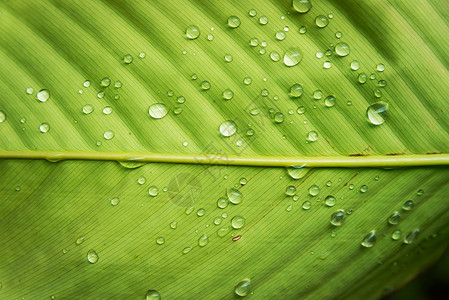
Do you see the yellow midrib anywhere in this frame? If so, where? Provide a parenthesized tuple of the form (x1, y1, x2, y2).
(0, 151, 449, 167)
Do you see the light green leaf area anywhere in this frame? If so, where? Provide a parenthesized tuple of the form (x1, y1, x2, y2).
(0, 0, 449, 299)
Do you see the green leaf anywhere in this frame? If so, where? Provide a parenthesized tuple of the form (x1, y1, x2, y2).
(0, 0, 449, 299)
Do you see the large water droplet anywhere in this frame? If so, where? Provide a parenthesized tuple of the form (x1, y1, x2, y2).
(227, 188, 242, 204)
(315, 15, 329, 28)
(36, 89, 50, 102)
(285, 185, 296, 196)
(198, 233, 209, 247)
(259, 16, 268, 25)
(361, 230, 376, 248)
(148, 103, 168, 119)
(308, 184, 320, 196)
(248, 9, 257, 17)
(87, 249, 99, 264)
(123, 54, 133, 64)
(287, 165, 309, 179)
(100, 77, 111, 87)
(0, 111, 6, 123)
(325, 195, 336, 207)
(39, 123, 50, 133)
(330, 209, 345, 226)
(334, 42, 350, 57)
(186, 25, 200, 39)
(148, 186, 159, 197)
(103, 130, 114, 140)
(220, 120, 237, 137)
(402, 200, 414, 211)
(222, 89, 234, 100)
(366, 102, 389, 125)
(307, 131, 318, 142)
(324, 95, 336, 107)
(274, 112, 284, 123)
(145, 290, 161, 300)
(388, 211, 401, 225)
(234, 278, 251, 297)
(231, 216, 245, 229)
(275, 31, 286, 40)
(156, 237, 165, 245)
(293, 0, 312, 13)
(201, 81, 211, 90)
(82, 104, 94, 115)
(404, 229, 420, 244)
(110, 197, 120, 206)
(284, 48, 302, 66)
(391, 230, 402, 240)
(227, 16, 241, 28)
(302, 201, 311, 210)
(217, 197, 228, 209)
(290, 84, 303, 98)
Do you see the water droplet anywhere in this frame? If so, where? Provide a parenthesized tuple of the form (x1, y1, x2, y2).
(156, 237, 165, 245)
(374, 89, 382, 98)
(103, 130, 114, 140)
(274, 112, 284, 123)
(231, 216, 245, 229)
(388, 211, 401, 225)
(290, 84, 304, 98)
(222, 54, 233, 63)
(123, 54, 133, 64)
(36, 89, 50, 102)
(315, 15, 329, 28)
(217, 227, 230, 237)
(100, 77, 111, 87)
(370, 73, 376, 80)
(0, 111, 6, 123)
(26, 87, 34, 94)
(285, 185, 296, 196)
(348, 184, 355, 190)
(326, 181, 332, 187)
(198, 233, 209, 247)
(259, 48, 266, 55)
(287, 165, 309, 179)
(222, 89, 234, 100)
(350, 60, 360, 70)
(182, 246, 192, 254)
(366, 101, 389, 125)
(213, 217, 223, 225)
(417, 189, 424, 196)
(391, 230, 402, 240)
(39, 122, 50, 133)
(138, 52, 146, 59)
(114, 81, 122, 89)
(87, 249, 99, 264)
(148, 103, 168, 119)
(360, 185, 368, 193)
(297, 106, 306, 114)
(330, 209, 345, 226)
(97, 91, 105, 99)
(227, 16, 241, 28)
(242, 77, 253, 86)
(402, 200, 414, 211)
(148, 186, 159, 197)
(76, 236, 85, 245)
(201, 81, 211, 90)
(378, 80, 387, 87)
(293, 0, 312, 13)
(377, 63, 385, 72)
(82, 105, 93, 115)
(358, 73, 368, 84)
(15, 186, 21, 191)
(197, 208, 205, 217)
(248, 9, 257, 17)
(246, 128, 255, 136)
(275, 31, 286, 40)
(186, 25, 200, 39)
(110, 197, 120, 206)
(227, 188, 242, 204)
(239, 178, 247, 185)
(323, 61, 332, 69)
(191, 73, 198, 80)
(324, 95, 336, 107)
(404, 229, 420, 244)
(308, 185, 320, 196)
(361, 230, 377, 248)
(102, 106, 113, 115)
(284, 48, 303, 66)
(335, 31, 343, 38)
(145, 290, 161, 300)
(170, 221, 177, 229)
(206, 34, 214, 41)
(83, 80, 91, 88)
(234, 278, 251, 297)
(220, 120, 237, 137)
(302, 201, 311, 210)
(334, 42, 350, 57)
(325, 195, 336, 207)
(259, 16, 268, 25)
(135, 177, 146, 185)
(307, 131, 318, 142)
(311, 90, 322, 100)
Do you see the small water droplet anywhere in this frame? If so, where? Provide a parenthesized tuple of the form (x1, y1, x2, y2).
(417, 189, 424, 196)
(201, 81, 211, 90)
(299, 26, 307, 34)
(239, 178, 247, 185)
(249, 37, 259, 47)
(302, 201, 311, 210)
(197, 208, 205, 217)
(370, 73, 376, 80)
(39, 122, 50, 133)
(323, 61, 332, 69)
(335, 31, 343, 38)
(103, 106, 113, 115)
(284, 48, 303, 66)
(103, 130, 114, 140)
(138, 52, 146, 59)
(402, 200, 414, 211)
(360, 185, 368, 193)
(0, 111, 6, 123)
(198, 233, 209, 247)
(114, 81, 122, 89)
(377, 63, 385, 72)
(325, 195, 336, 207)
(75, 236, 85, 245)
(274, 112, 284, 123)
(223, 54, 234, 63)
(285, 185, 296, 196)
(259, 16, 268, 25)
(315, 15, 329, 28)
(388, 211, 401, 225)
(231, 216, 245, 229)
(348, 184, 355, 190)
(334, 42, 350, 56)
(350, 60, 360, 70)
(293, 0, 312, 13)
(222, 89, 234, 100)
(326, 181, 332, 187)
(290, 83, 303, 98)
(358, 73, 368, 84)
(220, 120, 237, 137)
(217, 227, 230, 237)
(366, 101, 389, 125)
(87, 249, 99, 264)
(324, 95, 336, 107)
(148, 186, 159, 197)
(391, 230, 402, 240)
(248, 9, 257, 17)
(82, 104, 94, 115)
(110, 197, 120, 206)
(307, 131, 318, 142)
(378, 80, 387, 87)
(182, 246, 192, 254)
(26, 87, 34, 94)
(374, 89, 382, 98)
(100, 77, 111, 87)
(227, 188, 242, 204)
(156, 237, 165, 245)
(83, 80, 91, 88)
(214, 217, 222, 225)
(361, 230, 377, 248)
(186, 25, 200, 39)
(148, 103, 168, 119)
(297, 106, 306, 114)
(123, 54, 133, 64)
(170, 221, 177, 229)
(330, 209, 345, 226)
(308, 185, 320, 196)
(404, 229, 420, 244)
(36, 89, 50, 102)
(275, 31, 286, 40)
(145, 290, 161, 300)
(217, 197, 229, 209)
(227, 16, 241, 28)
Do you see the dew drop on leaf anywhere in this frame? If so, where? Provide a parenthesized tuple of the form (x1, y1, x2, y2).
(110, 197, 119, 206)
(82, 104, 93, 115)
(285, 185, 296, 196)
(315, 15, 329, 28)
(36, 89, 50, 102)
(234, 278, 251, 297)
(182, 246, 192, 254)
(275, 31, 286, 40)
(198, 233, 209, 247)
(307, 131, 318, 142)
(377, 63, 385, 72)
(39, 122, 50, 133)
(227, 16, 241, 28)
(148, 186, 159, 197)
(290, 83, 303, 97)
(350, 60, 360, 70)
(259, 16, 268, 25)
(404, 229, 420, 244)
(185, 25, 200, 39)
(103, 130, 114, 140)
(391, 230, 402, 240)
(334, 42, 350, 56)
(274, 112, 284, 123)
(170, 221, 177, 229)
(299, 26, 307, 34)
(302, 201, 311, 210)
(145, 290, 161, 300)
(293, 0, 312, 13)
(360, 185, 368, 193)
(100, 77, 111, 87)
(366, 101, 389, 125)
(227, 188, 242, 204)
(324, 95, 336, 107)
(248, 9, 257, 17)
(358, 73, 368, 84)
(156, 237, 165, 245)
(361, 230, 377, 248)
(87, 249, 99, 264)
(201, 81, 211, 90)
(148, 103, 168, 119)
(284, 48, 303, 66)
(0, 111, 6, 123)
(402, 200, 414, 211)
(222, 89, 234, 100)
(388, 211, 401, 225)
(138, 176, 146, 185)
(325, 195, 336, 207)
(123, 54, 133, 64)
(287, 165, 309, 179)
(323, 61, 332, 69)
(308, 184, 320, 196)
(26, 87, 34, 94)
(220, 120, 237, 137)
(197, 208, 205, 217)
(330, 209, 345, 226)
(231, 216, 245, 229)
(217, 197, 229, 209)
(103, 106, 112, 115)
